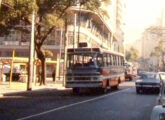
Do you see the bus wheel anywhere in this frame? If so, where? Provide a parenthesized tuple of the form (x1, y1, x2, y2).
(112, 85, 118, 90)
(101, 87, 108, 94)
(73, 88, 80, 95)
(136, 88, 141, 94)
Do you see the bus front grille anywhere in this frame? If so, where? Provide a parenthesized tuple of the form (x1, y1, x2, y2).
(67, 75, 99, 81)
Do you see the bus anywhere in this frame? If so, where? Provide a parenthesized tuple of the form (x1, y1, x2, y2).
(124, 62, 137, 80)
(65, 47, 125, 94)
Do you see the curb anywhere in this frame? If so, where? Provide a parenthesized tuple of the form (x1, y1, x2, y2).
(0, 85, 67, 97)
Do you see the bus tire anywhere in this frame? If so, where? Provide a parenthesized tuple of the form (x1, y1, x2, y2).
(136, 88, 141, 94)
(101, 87, 108, 94)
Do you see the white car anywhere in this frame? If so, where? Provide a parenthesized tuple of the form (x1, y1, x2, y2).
(151, 72, 165, 120)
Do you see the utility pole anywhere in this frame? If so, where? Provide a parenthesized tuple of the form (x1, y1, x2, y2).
(59, 28, 63, 81)
(63, 18, 68, 86)
(0, 0, 2, 8)
(0, 0, 2, 15)
(27, 2, 35, 91)
(73, 13, 77, 48)
(9, 49, 15, 87)
(77, 3, 81, 47)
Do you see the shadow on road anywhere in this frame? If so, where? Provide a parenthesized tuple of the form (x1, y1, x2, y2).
(2, 88, 73, 98)
(1, 81, 138, 98)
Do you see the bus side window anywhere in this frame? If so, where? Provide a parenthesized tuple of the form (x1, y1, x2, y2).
(111, 55, 114, 65)
(116, 56, 118, 66)
(122, 57, 124, 66)
(106, 54, 108, 67)
(103, 54, 107, 67)
(118, 56, 120, 66)
(111, 55, 113, 66)
(121, 57, 123, 66)
(118, 56, 121, 66)
(113, 55, 116, 66)
(107, 54, 110, 66)
(105, 54, 108, 66)
(97, 54, 103, 67)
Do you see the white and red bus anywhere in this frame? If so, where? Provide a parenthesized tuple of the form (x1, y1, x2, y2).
(124, 62, 137, 80)
(65, 47, 125, 93)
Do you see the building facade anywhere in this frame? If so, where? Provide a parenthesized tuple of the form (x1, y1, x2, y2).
(161, 8, 165, 28)
(114, 0, 125, 52)
(66, 0, 125, 52)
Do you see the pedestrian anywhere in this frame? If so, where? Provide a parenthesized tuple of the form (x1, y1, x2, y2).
(52, 69, 56, 82)
(38, 68, 42, 83)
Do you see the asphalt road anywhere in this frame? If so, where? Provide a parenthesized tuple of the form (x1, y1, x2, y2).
(0, 80, 158, 120)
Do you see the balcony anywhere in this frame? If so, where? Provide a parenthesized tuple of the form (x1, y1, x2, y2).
(3, 41, 19, 46)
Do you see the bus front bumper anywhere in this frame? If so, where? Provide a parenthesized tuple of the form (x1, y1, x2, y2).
(65, 81, 102, 88)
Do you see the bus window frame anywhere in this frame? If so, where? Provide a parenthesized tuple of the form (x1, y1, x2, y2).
(107, 54, 110, 66)
(116, 56, 118, 66)
(67, 53, 101, 68)
(103, 53, 107, 67)
(110, 54, 113, 66)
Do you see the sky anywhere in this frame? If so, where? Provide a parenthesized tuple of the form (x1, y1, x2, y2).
(124, 0, 165, 44)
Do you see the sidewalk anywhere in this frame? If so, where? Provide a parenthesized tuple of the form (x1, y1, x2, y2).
(0, 80, 66, 96)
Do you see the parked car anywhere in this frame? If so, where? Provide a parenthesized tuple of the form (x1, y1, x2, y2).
(150, 72, 165, 120)
(135, 72, 162, 94)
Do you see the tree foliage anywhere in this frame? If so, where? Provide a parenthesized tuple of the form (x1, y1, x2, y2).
(146, 26, 164, 36)
(0, 0, 110, 85)
(126, 47, 139, 62)
(151, 38, 165, 71)
(149, 26, 165, 71)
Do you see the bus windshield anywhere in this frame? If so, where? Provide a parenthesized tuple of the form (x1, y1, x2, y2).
(67, 53, 101, 68)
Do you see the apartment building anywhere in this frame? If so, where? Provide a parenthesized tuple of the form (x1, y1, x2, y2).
(66, 0, 125, 52)
(0, 28, 64, 59)
(114, 0, 125, 52)
(66, 6, 112, 49)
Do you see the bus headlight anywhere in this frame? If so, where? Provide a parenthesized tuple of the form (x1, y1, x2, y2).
(159, 113, 165, 120)
(135, 82, 140, 85)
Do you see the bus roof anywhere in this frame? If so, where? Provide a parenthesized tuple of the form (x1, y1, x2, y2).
(67, 48, 124, 57)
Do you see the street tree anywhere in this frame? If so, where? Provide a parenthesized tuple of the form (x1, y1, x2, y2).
(126, 47, 139, 62)
(151, 38, 165, 71)
(146, 26, 164, 36)
(147, 26, 165, 71)
(0, 0, 110, 85)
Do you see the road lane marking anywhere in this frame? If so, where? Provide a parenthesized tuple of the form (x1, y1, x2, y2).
(17, 88, 131, 120)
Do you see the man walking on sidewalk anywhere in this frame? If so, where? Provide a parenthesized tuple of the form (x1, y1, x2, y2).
(52, 70, 56, 82)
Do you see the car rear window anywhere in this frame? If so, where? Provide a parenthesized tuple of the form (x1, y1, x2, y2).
(140, 74, 156, 79)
